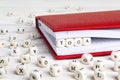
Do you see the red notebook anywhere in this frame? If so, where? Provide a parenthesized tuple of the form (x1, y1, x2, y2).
(36, 10, 120, 60)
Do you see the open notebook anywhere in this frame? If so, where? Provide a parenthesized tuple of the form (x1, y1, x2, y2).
(36, 10, 120, 59)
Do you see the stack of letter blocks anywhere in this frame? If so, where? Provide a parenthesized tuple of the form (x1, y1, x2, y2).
(56, 37, 91, 47)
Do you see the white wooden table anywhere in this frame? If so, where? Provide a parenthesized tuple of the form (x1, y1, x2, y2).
(0, 0, 120, 80)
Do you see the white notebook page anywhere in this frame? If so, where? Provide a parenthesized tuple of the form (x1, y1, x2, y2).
(39, 25, 120, 55)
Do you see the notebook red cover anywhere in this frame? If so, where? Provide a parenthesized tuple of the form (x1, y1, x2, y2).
(36, 10, 120, 60)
